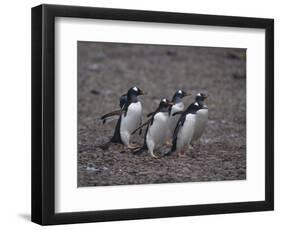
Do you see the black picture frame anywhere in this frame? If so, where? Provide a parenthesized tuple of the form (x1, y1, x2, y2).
(31, 4, 274, 225)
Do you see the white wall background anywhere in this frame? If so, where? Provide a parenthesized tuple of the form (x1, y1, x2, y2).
(0, 0, 279, 229)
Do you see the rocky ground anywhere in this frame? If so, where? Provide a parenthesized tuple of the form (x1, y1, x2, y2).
(77, 42, 246, 187)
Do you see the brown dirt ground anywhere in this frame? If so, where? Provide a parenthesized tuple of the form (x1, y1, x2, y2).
(77, 42, 246, 187)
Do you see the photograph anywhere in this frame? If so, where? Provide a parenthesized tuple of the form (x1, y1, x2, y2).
(77, 41, 246, 187)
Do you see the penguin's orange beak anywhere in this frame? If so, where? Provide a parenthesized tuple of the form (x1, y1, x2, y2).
(139, 89, 144, 95)
(183, 92, 191, 97)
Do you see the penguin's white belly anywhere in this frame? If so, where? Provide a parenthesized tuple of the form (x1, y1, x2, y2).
(120, 102, 142, 145)
(146, 113, 169, 149)
(192, 109, 208, 142)
(176, 114, 196, 151)
(168, 102, 184, 138)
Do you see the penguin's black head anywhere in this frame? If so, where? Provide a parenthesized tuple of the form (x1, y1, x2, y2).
(127, 86, 144, 102)
(190, 101, 202, 113)
(172, 90, 190, 103)
(127, 86, 144, 97)
(195, 93, 208, 102)
(158, 98, 174, 113)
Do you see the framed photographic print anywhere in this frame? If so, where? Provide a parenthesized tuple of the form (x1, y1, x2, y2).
(31, 4, 274, 225)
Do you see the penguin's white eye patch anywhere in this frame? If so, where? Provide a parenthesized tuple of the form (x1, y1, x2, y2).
(163, 98, 167, 102)
(194, 102, 199, 106)
(178, 90, 182, 94)
(133, 86, 138, 91)
(197, 93, 201, 96)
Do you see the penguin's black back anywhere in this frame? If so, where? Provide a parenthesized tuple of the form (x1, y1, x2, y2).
(119, 94, 127, 109)
(110, 94, 129, 144)
(171, 114, 185, 152)
(171, 102, 202, 152)
(111, 92, 140, 144)
(135, 109, 158, 153)
(110, 116, 122, 143)
(142, 123, 150, 150)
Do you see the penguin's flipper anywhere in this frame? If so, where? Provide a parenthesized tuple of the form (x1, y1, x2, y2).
(101, 110, 123, 124)
(138, 118, 142, 135)
(172, 111, 184, 116)
(146, 112, 154, 117)
(168, 113, 186, 154)
(131, 119, 151, 135)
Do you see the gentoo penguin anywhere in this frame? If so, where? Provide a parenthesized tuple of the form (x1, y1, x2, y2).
(101, 86, 144, 148)
(165, 99, 203, 157)
(191, 93, 208, 145)
(132, 98, 174, 158)
(167, 90, 190, 144)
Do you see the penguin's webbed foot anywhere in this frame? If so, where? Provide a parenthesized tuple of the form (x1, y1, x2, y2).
(177, 151, 186, 157)
(150, 152, 161, 159)
(165, 139, 173, 146)
(127, 143, 139, 149)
